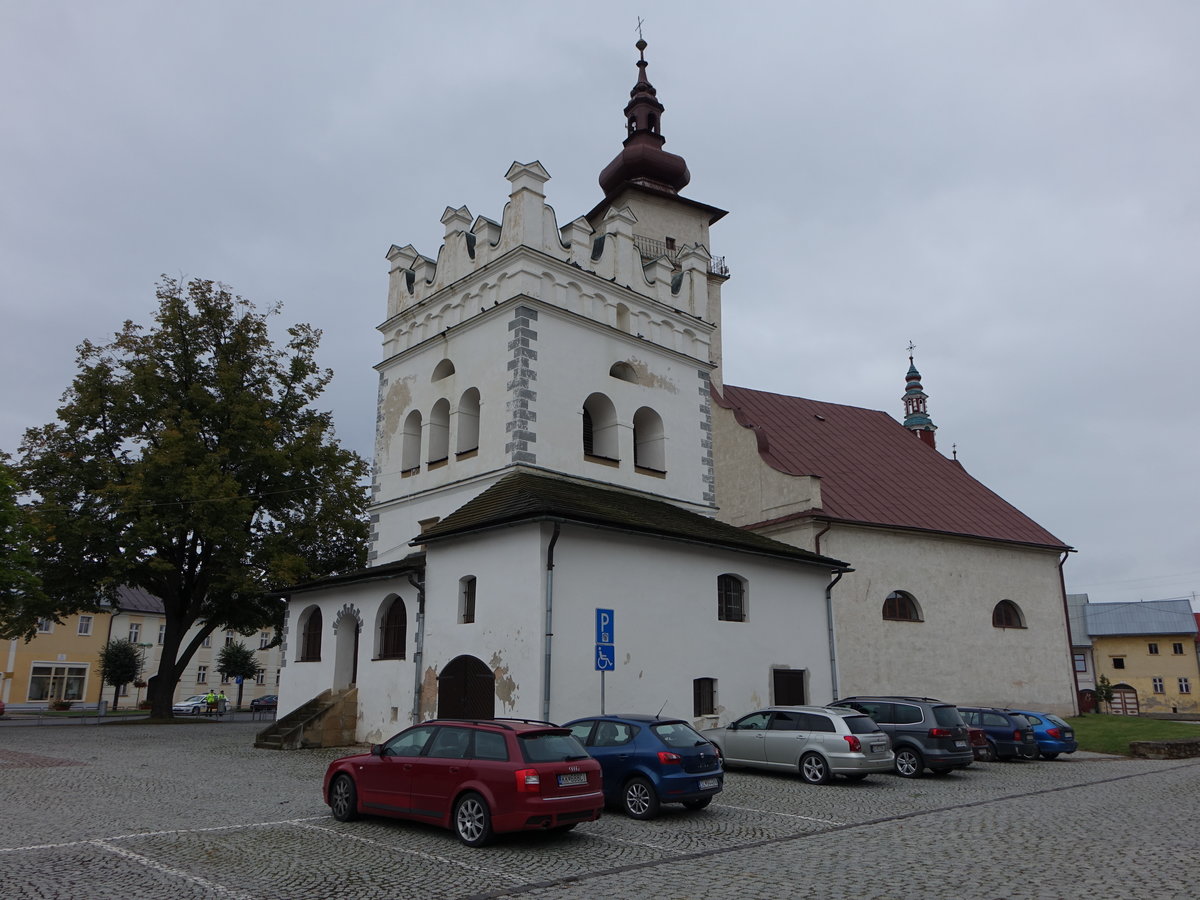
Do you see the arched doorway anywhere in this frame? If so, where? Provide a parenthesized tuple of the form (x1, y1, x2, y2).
(1110, 684, 1140, 716)
(1078, 689, 1096, 714)
(332, 605, 362, 691)
(438, 655, 494, 719)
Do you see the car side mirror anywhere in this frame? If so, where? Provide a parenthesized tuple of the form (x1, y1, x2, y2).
(370, 743, 383, 757)
(728, 723, 738, 731)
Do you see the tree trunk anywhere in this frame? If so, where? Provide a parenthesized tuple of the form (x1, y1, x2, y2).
(236, 680, 245, 711)
(112, 681, 120, 711)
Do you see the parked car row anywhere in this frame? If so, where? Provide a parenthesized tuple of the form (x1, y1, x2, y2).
(320, 697, 1076, 847)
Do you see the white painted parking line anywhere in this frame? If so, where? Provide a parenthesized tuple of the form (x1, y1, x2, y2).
(92, 840, 256, 900)
(289, 820, 526, 883)
(0, 816, 330, 854)
(714, 803, 843, 825)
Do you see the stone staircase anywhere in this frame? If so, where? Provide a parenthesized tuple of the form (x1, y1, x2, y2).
(254, 686, 358, 750)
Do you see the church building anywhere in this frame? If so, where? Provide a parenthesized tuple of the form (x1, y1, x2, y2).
(275, 40, 1075, 747)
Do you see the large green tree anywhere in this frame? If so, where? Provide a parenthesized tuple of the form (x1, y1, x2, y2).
(12, 277, 369, 717)
(0, 456, 45, 634)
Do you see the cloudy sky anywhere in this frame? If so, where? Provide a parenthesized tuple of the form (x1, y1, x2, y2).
(2, 1, 1196, 609)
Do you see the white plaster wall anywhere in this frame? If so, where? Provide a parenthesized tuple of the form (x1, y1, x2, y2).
(795, 524, 1076, 715)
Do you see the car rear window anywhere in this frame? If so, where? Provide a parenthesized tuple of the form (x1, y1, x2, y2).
(652, 721, 706, 747)
(844, 715, 882, 735)
(933, 706, 965, 727)
(518, 731, 590, 763)
(1046, 714, 1070, 728)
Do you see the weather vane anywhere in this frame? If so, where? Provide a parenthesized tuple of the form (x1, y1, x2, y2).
(636, 16, 646, 40)
(907, 340, 916, 359)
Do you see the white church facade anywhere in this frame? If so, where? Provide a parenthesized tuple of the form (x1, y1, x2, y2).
(277, 40, 1076, 745)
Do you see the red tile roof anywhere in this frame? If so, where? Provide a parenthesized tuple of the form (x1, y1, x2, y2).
(715, 384, 1069, 550)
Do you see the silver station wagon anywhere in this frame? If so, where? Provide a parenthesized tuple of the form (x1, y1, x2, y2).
(701, 705, 894, 784)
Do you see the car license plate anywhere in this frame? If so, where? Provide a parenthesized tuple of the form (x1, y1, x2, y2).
(871, 742, 885, 753)
(954, 740, 967, 749)
(698, 777, 719, 790)
(557, 773, 587, 787)
(1063, 731, 1074, 739)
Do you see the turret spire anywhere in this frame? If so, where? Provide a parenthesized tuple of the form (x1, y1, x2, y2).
(902, 344, 938, 449)
(598, 38, 691, 198)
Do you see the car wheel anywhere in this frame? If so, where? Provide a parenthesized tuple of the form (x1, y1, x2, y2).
(1040, 751, 1060, 760)
(976, 742, 997, 762)
(800, 752, 832, 785)
(683, 797, 713, 810)
(454, 792, 493, 847)
(622, 777, 660, 820)
(894, 747, 924, 778)
(191, 706, 201, 716)
(329, 774, 359, 822)
(842, 773, 869, 782)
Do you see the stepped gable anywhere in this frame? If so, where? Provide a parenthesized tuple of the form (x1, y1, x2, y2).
(715, 384, 1069, 550)
(417, 470, 849, 570)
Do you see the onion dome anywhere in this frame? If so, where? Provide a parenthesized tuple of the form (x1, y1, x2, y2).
(902, 352, 937, 447)
(598, 39, 691, 198)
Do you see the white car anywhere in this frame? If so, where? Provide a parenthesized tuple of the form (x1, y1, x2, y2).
(173, 694, 210, 715)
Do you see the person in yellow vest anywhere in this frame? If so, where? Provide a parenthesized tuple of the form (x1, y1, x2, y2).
(204, 689, 218, 717)
(217, 690, 228, 717)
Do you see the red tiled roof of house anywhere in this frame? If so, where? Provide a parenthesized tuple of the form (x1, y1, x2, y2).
(715, 384, 1069, 550)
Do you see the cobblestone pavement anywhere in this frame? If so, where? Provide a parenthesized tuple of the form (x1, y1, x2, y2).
(1, 720, 1197, 899)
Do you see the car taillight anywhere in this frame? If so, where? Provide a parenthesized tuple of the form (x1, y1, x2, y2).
(514, 768, 541, 793)
(928, 728, 954, 738)
(657, 751, 682, 765)
(842, 735, 862, 752)
(1046, 727, 1061, 739)
(1013, 730, 1023, 741)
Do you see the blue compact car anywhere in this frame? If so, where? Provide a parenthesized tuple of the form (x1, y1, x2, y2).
(563, 714, 723, 819)
(1008, 709, 1078, 759)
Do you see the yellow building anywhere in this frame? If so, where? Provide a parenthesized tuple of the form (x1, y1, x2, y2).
(1, 611, 110, 707)
(1084, 599, 1200, 716)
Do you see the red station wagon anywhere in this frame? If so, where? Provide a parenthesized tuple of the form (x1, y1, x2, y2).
(323, 718, 604, 846)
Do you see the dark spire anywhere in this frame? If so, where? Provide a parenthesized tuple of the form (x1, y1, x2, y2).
(902, 344, 938, 449)
(598, 39, 691, 198)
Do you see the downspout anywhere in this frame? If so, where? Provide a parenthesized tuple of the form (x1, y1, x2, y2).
(407, 572, 426, 724)
(825, 570, 845, 702)
(1057, 550, 1079, 715)
(542, 523, 561, 723)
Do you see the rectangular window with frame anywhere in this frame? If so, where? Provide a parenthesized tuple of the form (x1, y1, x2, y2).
(1073, 653, 1087, 672)
(1172, 642, 1185, 655)
(28, 663, 88, 701)
(717, 574, 746, 623)
(1148, 642, 1159, 655)
(78, 616, 94, 636)
(259, 632, 270, 649)
(225, 630, 236, 647)
(460, 576, 477, 625)
(158, 624, 166, 645)
(128, 623, 140, 643)
(197, 665, 208, 684)
(1112, 657, 1126, 670)
(255, 671, 265, 685)
(202, 636, 211, 648)
(1152, 677, 1164, 693)
(1180, 678, 1192, 694)
(220, 673, 230, 684)
(36, 617, 53, 634)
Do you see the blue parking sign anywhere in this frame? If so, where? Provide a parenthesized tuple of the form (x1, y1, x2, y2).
(596, 608, 614, 645)
(595, 644, 615, 671)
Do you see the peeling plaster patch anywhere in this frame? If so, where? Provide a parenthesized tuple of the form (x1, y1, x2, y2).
(750, 691, 763, 709)
(378, 375, 416, 459)
(490, 652, 519, 711)
(364, 728, 385, 744)
(626, 356, 678, 394)
(419, 666, 438, 719)
(623, 652, 632, 664)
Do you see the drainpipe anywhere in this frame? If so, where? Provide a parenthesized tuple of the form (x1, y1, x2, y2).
(1057, 550, 1079, 715)
(825, 570, 845, 702)
(542, 523, 561, 723)
(407, 572, 425, 724)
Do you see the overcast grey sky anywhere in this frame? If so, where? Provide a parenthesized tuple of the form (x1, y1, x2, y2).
(2, 1, 1197, 609)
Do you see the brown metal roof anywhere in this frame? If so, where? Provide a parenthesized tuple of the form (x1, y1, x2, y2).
(417, 471, 849, 570)
(715, 385, 1069, 550)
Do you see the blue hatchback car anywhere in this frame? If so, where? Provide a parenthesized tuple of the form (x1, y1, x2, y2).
(563, 714, 723, 819)
(1008, 709, 1078, 759)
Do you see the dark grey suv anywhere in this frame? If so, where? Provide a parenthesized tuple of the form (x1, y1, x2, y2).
(831, 697, 973, 777)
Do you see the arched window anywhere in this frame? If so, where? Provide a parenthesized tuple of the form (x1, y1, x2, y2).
(456, 388, 480, 454)
(299, 607, 322, 661)
(883, 591, 923, 622)
(717, 574, 747, 622)
(609, 361, 637, 383)
(992, 599, 1026, 629)
(459, 576, 477, 624)
(428, 398, 450, 463)
(615, 304, 631, 333)
(401, 410, 422, 473)
(431, 358, 455, 381)
(378, 597, 406, 659)
(582, 393, 619, 460)
(633, 406, 666, 472)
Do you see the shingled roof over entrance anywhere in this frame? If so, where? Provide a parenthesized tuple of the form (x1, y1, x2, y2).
(715, 384, 1069, 550)
(417, 470, 849, 570)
